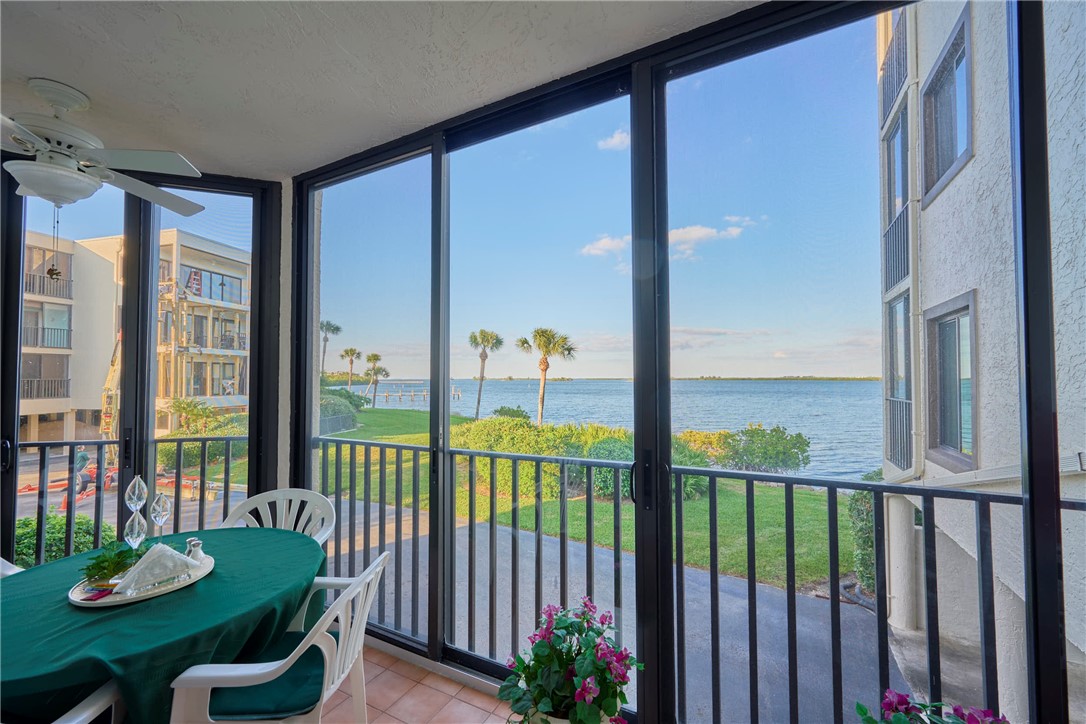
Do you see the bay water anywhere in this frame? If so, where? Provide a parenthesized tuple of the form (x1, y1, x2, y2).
(346, 378, 883, 479)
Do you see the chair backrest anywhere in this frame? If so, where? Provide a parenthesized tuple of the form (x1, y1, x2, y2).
(1, 557, 24, 578)
(320, 552, 390, 695)
(220, 489, 336, 545)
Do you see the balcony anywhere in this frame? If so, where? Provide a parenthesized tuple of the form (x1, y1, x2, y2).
(20, 378, 70, 399)
(21, 326, 71, 349)
(23, 272, 73, 300)
(16, 435, 1083, 721)
(180, 332, 248, 351)
(879, 10, 908, 123)
(884, 204, 910, 292)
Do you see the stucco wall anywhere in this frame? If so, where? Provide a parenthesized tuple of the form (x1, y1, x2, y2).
(886, 2, 1086, 715)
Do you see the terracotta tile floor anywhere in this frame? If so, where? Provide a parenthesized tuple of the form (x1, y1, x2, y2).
(322, 646, 512, 723)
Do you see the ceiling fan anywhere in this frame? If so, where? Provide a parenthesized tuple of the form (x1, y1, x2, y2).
(2, 78, 204, 216)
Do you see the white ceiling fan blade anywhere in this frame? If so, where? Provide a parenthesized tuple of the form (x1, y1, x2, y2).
(103, 171, 204, 216)
(2, 114, 48, 155)
(77, 148, 201, 177)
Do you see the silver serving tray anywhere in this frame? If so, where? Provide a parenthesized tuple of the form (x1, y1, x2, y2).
(67, 556, 214, 607)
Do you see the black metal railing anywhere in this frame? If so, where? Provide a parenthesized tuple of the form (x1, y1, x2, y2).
(884, 204, 910, 291)
(880, 10, 908, 123)
(887, 397, 913, 471)
(670, 465, 1085, 723)
(24, 272, 74, 299)
(20, 378, 70, 399)
(313, 439, 636, 660)
(21, 326, 72, 348)
(13, 436, 248, 568)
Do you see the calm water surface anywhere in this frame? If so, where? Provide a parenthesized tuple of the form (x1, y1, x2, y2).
(346, 378, 883, 479)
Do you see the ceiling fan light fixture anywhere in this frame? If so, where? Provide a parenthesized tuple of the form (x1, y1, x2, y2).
(2, 159, 102, 207)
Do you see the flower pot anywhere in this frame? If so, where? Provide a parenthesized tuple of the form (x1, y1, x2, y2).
(530, 715, 570, 724)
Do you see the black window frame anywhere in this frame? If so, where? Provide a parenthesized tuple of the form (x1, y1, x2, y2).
(924, 289, 978, 472)
(285, 1, 1070, 720)
(920, 3, 973, 207)
(885, 104, 910, 223)
(887, 292, 911, 401)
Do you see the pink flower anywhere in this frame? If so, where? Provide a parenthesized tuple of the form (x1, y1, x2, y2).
(581, 596, 598, 617)
(596, 639, 615, 663)
(952, 705, 1009, 724)
(610, 718, 627, 724)
(575, 676, 600, 705)
(506, 657, 516, 669)
(600, 610, 614, 626)
(881, 689, 920, 717)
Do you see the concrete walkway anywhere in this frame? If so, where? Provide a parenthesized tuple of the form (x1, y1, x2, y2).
(326, 500, 907, 723)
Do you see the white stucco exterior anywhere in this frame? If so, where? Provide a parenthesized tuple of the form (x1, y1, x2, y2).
(877, 2, 1085, 720)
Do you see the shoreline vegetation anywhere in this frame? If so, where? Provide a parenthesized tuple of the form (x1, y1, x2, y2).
(324, 407, 857, 589)
(322, 374, 881, 383)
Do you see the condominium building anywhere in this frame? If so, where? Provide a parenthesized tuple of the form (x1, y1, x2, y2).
(18, 230, 114, 442)
(17, 228, 252, 442)
(876, 2, 1084, 719)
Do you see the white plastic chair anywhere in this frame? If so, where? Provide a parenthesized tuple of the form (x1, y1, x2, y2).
(1, 557, 23, 577)
(219, 489, 336, 545)
(55, 679, 125, 724)
(170, 552, 390, 723)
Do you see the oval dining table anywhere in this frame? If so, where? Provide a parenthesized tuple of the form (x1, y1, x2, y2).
(1, 527, 326, 724)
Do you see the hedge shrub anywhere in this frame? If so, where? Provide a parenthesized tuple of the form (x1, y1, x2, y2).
(450, 417, 575, 499)
(14, 512, 116, 569)
(156, 414, 249, 468)
(848, 467, 883, 594)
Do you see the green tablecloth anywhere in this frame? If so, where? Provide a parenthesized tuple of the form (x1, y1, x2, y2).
(1, 527, 326, 724)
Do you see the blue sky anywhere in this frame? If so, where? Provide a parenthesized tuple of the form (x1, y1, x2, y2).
(319, 16, 881, 379)
(26, 16, 881, 381)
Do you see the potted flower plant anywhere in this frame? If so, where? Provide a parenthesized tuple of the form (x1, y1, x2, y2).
(858, 689, 1009, 724)
(499, 597, 641, 724)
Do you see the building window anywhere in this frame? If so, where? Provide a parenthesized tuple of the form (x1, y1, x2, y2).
(925, 290, 977, 472)
(921, 6, 972, 205)
(888, 294, 910, 400)
(886, 107, 908, 222)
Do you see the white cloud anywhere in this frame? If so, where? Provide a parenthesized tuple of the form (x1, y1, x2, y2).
(580, 234, 631, 257)
(773, 350, 789, 359)
(668, 224, 745, 260)
(597, 129, 630, 151)
(723, 215, 758, 227)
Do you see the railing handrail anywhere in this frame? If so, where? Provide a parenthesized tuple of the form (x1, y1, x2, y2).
(670, 464, 1086, 510)
(16, 435, 248, 449)
(313, 436, 427, 453)
(451, 447, 635, 469)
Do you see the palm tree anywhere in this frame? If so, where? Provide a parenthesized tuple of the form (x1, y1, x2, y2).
(319, 320, 342, 375)
(515, 328, 576, 425)
(340, 347, 362, 392)
(468, 329, 504, 420)
(361, 366, 390, 407)
(363, 353, 383, 399)
(169, 398, 212, 433)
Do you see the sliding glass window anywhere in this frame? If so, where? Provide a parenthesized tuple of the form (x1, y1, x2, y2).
(310, 153, 432, 642)
(448, 98, 636, 686)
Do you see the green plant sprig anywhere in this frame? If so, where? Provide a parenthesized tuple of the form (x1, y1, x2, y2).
(81, 541, 150, 582)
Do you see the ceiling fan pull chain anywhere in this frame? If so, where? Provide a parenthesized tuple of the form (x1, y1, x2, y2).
(46, 205, 62, 280)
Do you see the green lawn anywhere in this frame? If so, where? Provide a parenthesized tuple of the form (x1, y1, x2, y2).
(315, 410, 857, 589)
(329, 408, 473, 443)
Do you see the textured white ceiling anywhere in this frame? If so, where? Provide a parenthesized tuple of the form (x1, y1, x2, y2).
(1, 2, 751, 180)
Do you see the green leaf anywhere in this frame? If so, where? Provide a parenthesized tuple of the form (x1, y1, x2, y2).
(891, 714, 911, 724)
(575, 652, 597, 679)
(499, 681, 522, 701)
(537, 696, 553, 714)
(533, 639, 552, 658)
(599, 697, 617, 716)
(511, 692, 533, 715)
